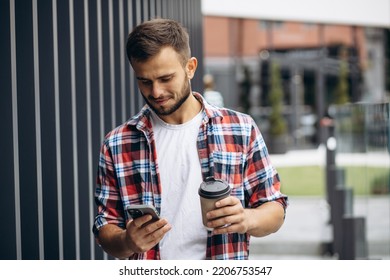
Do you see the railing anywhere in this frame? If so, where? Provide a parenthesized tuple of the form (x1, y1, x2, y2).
(325, 102, 389, 259)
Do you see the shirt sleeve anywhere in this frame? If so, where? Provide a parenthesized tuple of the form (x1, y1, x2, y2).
(244, 118, 288, 210)
(92, 140, 125, 237)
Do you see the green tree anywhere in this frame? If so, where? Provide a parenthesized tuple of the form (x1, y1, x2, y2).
(239, 65, 252, 114)
(268, 63, 287, 136)
(333, 47, 350, 104)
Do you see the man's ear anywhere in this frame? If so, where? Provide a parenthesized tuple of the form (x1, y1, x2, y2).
(186, 57, 198, 79)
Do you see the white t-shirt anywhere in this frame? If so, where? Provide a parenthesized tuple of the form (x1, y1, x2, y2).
(150, 110, 207, 260)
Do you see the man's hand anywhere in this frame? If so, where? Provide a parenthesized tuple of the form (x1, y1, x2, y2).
(97, 215, 171, 259)
(125, 215, 171, 254)
(206, 196, 248, 234)
(206, 197, 285, 236)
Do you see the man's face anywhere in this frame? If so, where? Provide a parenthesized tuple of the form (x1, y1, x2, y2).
(132, 47, 194, 117)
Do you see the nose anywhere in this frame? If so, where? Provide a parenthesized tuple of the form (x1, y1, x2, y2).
(150, 82, 164, 98)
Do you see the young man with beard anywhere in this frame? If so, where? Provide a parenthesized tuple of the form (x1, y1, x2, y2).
(93, 18, 288, 260)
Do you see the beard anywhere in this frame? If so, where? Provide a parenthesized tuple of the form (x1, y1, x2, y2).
(142, 77, 191, 116)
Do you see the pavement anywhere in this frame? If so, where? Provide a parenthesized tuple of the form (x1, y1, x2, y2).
(248, 146, 390, 260)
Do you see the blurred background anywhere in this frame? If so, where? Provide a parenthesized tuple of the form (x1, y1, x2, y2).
(0, 0, 389, 260)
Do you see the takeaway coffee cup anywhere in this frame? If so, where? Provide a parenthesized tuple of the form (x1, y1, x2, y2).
(198, 177, 231, 230)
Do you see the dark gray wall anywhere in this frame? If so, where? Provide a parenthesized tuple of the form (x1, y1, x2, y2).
(0, 0, 203, 260)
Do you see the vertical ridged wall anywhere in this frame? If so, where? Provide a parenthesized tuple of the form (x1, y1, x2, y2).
(0, 0, 203, 260)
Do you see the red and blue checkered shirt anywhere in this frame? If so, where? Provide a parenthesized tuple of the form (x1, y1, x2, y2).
(93, 92, 288, 260)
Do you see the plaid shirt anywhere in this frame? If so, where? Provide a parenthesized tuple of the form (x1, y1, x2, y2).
(93, 92, 288, 260)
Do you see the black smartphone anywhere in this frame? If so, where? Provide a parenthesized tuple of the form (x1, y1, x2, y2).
(126, 204, 160, 222)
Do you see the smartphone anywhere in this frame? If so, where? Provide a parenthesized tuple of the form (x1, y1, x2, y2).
(126, 204, 160, 222)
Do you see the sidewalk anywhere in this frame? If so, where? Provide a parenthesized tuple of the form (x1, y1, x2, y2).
(249, 147, 390, 260)
(249, 196, 390, 260)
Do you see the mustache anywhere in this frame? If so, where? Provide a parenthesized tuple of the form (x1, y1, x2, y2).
(148, 95, 169, 101)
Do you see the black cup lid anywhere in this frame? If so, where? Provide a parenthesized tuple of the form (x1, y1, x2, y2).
(198, 177, 231, 198)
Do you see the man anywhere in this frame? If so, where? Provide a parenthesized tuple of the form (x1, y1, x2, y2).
(203, 74, 224, 107)
(93, 18, 288, 260)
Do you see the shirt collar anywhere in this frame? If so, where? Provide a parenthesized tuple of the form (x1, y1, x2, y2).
(126, 92, 224, 131)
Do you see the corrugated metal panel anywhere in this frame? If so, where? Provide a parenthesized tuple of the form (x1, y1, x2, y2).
(0, 0, 203, 260)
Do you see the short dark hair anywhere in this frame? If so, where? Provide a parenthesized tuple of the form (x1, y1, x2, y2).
(126, 18, 191, 66)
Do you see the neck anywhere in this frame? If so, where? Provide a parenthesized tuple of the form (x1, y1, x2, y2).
(159, 93, 202, 124)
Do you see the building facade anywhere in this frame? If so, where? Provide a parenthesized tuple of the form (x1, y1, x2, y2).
(203, 16, 388, 146)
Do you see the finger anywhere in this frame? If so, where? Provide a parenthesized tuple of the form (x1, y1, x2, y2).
(215, 196, 240, 208)
(125, 221, 147, 253)
(126, 217, 159, 245)
(138, 222, 172, 251)
(145, 222, 172, 243)
(131, 214, 153, 228)
(134, 223, 171, 252)
(206, 204, 246, 231)
(212, 223, 246, 235)
(207, 212, 241, 230)
(126, 219, 171, 253)
(207, 201, 243, 220)
(142, 218, 170, 235)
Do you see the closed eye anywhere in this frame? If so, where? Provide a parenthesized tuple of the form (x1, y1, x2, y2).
(138, 79, 152, 86)
(159, 75, 174, 83)
(137, 73, 175, 85)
